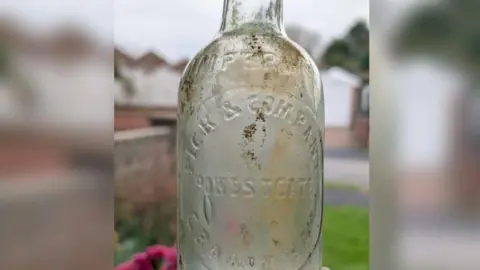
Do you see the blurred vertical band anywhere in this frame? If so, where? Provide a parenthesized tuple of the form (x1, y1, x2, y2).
(371, 0, 480, 269)
(0, 0, 113, 269)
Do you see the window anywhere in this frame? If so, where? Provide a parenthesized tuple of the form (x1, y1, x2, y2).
(464, 93, 480, 148)
(358, 84, 369, 115)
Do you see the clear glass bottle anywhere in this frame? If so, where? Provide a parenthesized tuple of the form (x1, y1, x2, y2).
(177, 0, 324, 269)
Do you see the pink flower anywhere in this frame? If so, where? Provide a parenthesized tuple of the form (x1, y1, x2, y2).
(115, 245, 177, 270)
(146, 245, 177, 270)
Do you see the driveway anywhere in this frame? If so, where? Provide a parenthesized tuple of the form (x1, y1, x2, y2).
(325, 148, 369, 160)
(324, 157, 369, 189)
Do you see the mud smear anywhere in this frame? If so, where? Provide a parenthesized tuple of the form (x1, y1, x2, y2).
(256, 109, 266, 122)
(241, 107, 268, 168)
(242, 123, 257, 142)
(242, 149, 257, 162)
(179, 76, 195, 116)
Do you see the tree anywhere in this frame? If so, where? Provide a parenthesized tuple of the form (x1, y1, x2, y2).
(319, 20, 369, 73)
(394, 0, 480, 76)
(345, 21, 369, 60)
(320, 39, 351, 69)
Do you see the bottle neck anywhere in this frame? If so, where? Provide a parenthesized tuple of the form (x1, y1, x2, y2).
(220, 0, 284, 33)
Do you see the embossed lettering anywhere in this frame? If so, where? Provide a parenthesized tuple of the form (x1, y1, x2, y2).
(303, 125, 313, 142)
(261, 95, 275, 115)
(195, 175, 313, 199)
(188, 212, 199, 232)
(221, 52, 236, 70)
(207, 54, 218, 73)
(273, 99, 294, 119)
(309, 138, 318, 164)
(263, 53, 276, 65)
(292, 110, 306, 126)
(191, 133, 202, 150)
(244, 51, 261, 69)
(247, 95, 261, 113)
(192, 54, 218, 81)
(216, 176, 227, 196)
(195, 175, 204, 189)
(303, 125, 320, 171)
(243, 180, 255, 198)
(262, 178, 273, 198)
(275, 177, 291, 199)
(181, 89, 322, 270)
(203, 195, 213, 225)
(184, 152, 195, 174)
(260, 255, 274, 270)
(209, 244, 221, 260)
(198, 115, 216, 136)
(204, 176, 214, 194)
(223, 101, 242, 121)
(195, 229, 210, 247)
(299, 178, 313, 196)
(230, 177, 241, 197)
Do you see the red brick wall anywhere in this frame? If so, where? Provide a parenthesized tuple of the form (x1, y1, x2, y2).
(352, 115, 369, 147)
(325, 127, 355, 148)
(0, 134, 71, 178)
(114, 115, 151, 131)
(349, 85, 369, 148)
(114, 128, 177, 242)
(114, 106, 177, 131)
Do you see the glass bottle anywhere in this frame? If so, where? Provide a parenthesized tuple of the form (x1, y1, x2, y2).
(177, 0, 324, 269)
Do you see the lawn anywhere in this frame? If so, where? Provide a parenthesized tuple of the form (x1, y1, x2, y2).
(115, 199, 370, 270)
(323, 205, 369, 270)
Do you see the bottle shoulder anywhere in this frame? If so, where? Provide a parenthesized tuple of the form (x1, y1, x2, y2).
(179, 31, 323, 116)
(185, 31, 319, 77)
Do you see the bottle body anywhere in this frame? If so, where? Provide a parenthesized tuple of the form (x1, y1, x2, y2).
(177, 28, 324, 270)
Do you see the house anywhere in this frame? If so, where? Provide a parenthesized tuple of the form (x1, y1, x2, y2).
(321, 67, 367, 148)
(114, 49, 181, 131)
(351, 82, 369, 147)
(134, 51, 168, 72)
(171, 59, 189, 74)
(0, 20, 111, 177)
(451, 85, 480, 210)
(114, 48, 136, 67)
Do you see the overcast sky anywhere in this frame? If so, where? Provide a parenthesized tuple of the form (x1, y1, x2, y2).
(115, 0, 369, 61)
(1, 0, 369, 61)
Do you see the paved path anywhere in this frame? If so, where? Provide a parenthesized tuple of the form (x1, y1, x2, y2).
(324, 187, 368, 207)
(324, 157, 369, 189)
(322, 148, 370, 206)
(324, 148, 369, 160)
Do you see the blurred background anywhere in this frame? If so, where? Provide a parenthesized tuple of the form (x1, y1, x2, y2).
(371, 0, 480, 269)
(0, 0, 112, 270)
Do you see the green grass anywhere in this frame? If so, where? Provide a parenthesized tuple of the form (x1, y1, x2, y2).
(323, 205, 369, 270)
(324, 182, 363, 191)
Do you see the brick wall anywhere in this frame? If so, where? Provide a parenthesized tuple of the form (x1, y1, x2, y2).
(349, 84, 369, 148)
(351, 115, 369, 148)
(0, 132, 72, 177)
(114, 105, 177, 131)
(325, 127, 356, 148)
(114, 127, 176, 201)
(114, 114, 151, 131)
(114, 127, 177, 242)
